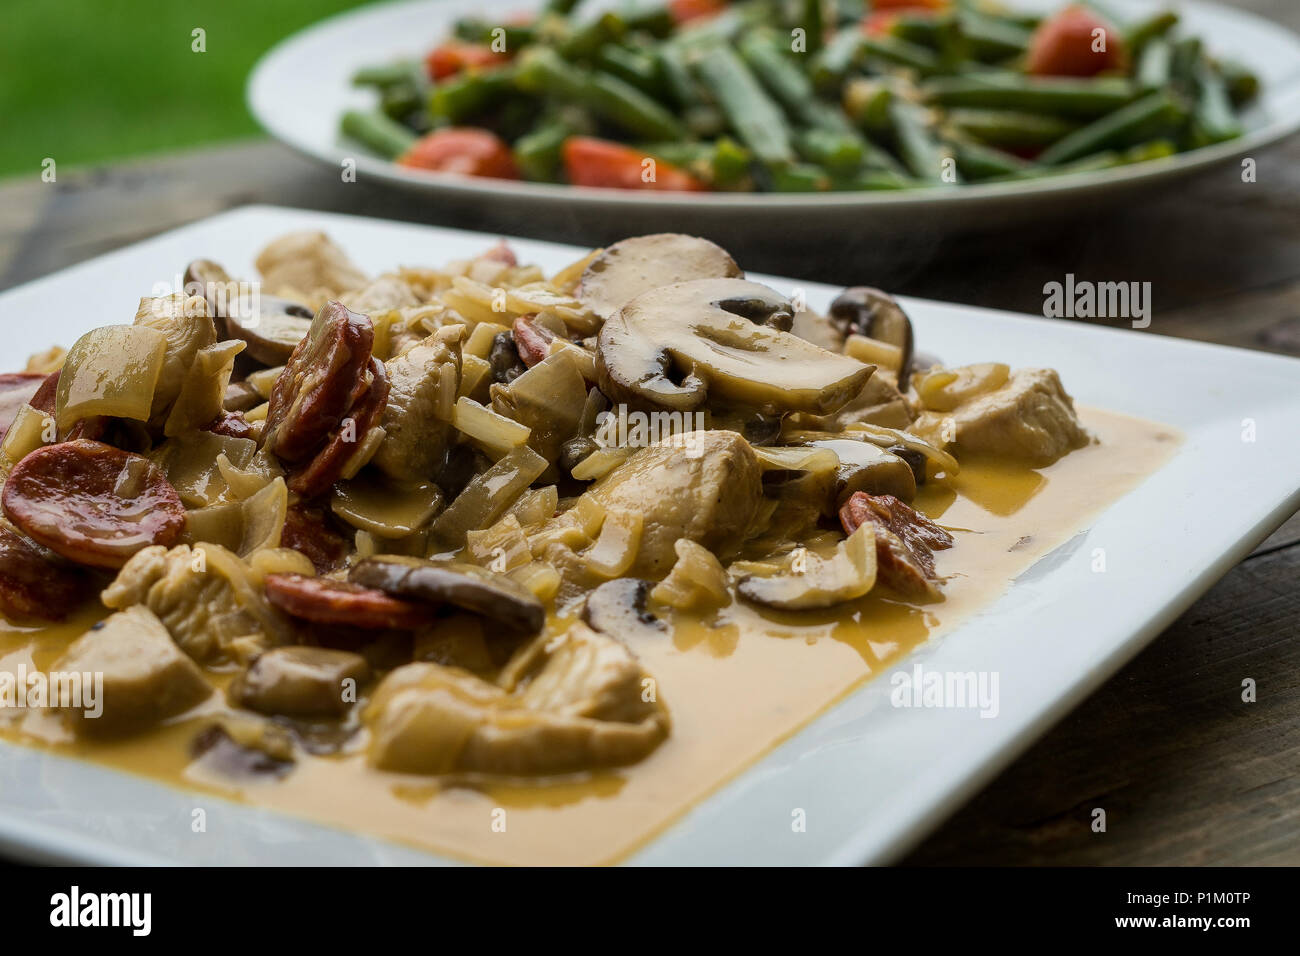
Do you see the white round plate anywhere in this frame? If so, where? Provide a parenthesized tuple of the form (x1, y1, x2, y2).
(248, 0, 1300, 233)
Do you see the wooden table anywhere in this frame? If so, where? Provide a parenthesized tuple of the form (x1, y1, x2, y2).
(1, 0, 1296, 866)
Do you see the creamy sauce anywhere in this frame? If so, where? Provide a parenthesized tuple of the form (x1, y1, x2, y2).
(0, 407, 1179, 865)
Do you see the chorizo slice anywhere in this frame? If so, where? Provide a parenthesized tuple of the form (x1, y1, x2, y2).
(0, 522, 94, 622)
(0, 373, 46, 442)
(839, 491, 953, 599)
(511, 315, 555, 368)
(1, 440, 185, 569)
(203, 409, 254, 440)
(280, 502, 351, 573)
(264, 573, 431, 630)
(265, 301, 374, 463)
(287, 356, 389, 499)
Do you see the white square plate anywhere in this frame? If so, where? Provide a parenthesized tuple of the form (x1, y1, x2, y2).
(0, 206, 1296, 865)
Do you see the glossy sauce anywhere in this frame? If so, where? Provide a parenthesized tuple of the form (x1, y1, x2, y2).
(0, 407, 1179, 865)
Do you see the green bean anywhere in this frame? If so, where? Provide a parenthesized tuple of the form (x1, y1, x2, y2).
(623, 8, 675, 38)
(1124, 9, 1178, 53)
(798, 0, 824, 55)
(453, 19, 535, 50)
(560, 12, 627, 60)
(1218, 60, 1260, 108)
(341, 109, 418, 159)
(769, 162, 832, 191)
(922, 73, 1139, 117)
(890, 14, 950, 49)
(352, 62, 421, 88)
(795, 128, 865, 171)
(945, 108, 1078, 147)
(657, 42, 708, 107)
(693, 44, 796, 166)
(957, 11, 1033, 62)
(1037, 91, 1186, 164)
(513, 119, 572, 181)
(843, 78, 893, 134)
(516, 48, 687, 140)
(832, 168, 915, 190)
(595, 44, 665, 97)
(1169, 36, 1202, 93)
(948, 139, 1033, 180)
(888, 100, 960, 184)
(430, 68, 516, 123)
(810, 30, 864, 94)
(545, 0, 584, 15)
(1191, 61, 1242, 145)
(1136, 38, 1172, 91)
(710, 136, 752, 186)
(860, 35, 943, 74)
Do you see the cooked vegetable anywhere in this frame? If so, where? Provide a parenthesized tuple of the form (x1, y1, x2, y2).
(577, 233, 742, 320)
(230, 647, 370, 718)
(582, 577, 665, 639)
(337, 2, 1253, 192)
(55, 325, 168, 430)
(597, 277, 871, 413)
(351, 555, 545, 633)
(737, 523, 877, 610)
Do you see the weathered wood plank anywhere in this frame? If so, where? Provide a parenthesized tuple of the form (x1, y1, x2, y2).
(903, 543, 1300, 865)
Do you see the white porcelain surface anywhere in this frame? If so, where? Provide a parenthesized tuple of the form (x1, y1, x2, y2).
(0, 205, 1297, 865)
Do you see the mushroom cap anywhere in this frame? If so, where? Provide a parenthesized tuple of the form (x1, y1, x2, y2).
(350, 555, 545, 634)
(597, 278, 874, 414)
(577, 233, 743, 320)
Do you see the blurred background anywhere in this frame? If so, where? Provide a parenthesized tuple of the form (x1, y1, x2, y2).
(0, 0, 378, 177)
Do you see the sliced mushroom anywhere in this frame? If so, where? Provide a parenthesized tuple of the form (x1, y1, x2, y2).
(582, 578, 664, 640)
(185, 259, 314, 365)
(350, 554, 545, 633)
(829, 287, 915, 391)
(806, 438, 918, 505)
(597, 278, 872, 414)
(577, 233, 743, 320)
(736, 523, 877, 611)
(230, 646, 370, 718)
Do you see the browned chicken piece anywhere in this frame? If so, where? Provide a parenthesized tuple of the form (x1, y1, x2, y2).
(56, 605, 211, 734)
(372, 327, 462, 483)
(586, 430, 763, 578)
(939, 368, 1089, 463)
(255, 231, 370, 304)
(366, 623, 668, 775)
(102, 543, 298, 665)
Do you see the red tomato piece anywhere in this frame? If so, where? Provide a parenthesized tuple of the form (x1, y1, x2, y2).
(562, 138, 707, 192)
(398, 128, 521, 179)
(1026, 5, 1126, 77)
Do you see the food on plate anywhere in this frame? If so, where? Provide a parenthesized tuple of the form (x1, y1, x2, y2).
(340, 1, 1257, 192)
(0, 229, 1178, 864)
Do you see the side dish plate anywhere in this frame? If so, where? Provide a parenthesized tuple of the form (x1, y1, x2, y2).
(246, 0, 1300, 235)
(0, 205, 1297, 865)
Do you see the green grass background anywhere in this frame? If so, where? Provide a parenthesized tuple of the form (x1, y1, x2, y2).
(0, 0, 382, 179)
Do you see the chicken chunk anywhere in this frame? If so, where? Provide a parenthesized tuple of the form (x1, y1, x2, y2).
(371, 327, 462, 483)
(366, 623, 669, 775)
(56, 605, 211, 734)
(586, 430, 762, 578)
(922, 368, 1089, 463)
(230, 646, 370, 718)
(340, 275, 420, 315)
(102, 543, 296, 665)
(255, 231, 370, 305)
